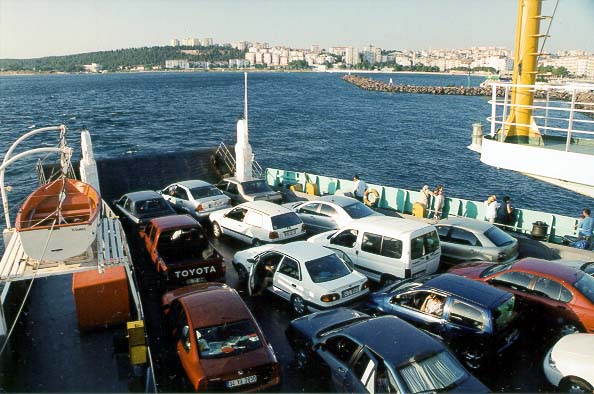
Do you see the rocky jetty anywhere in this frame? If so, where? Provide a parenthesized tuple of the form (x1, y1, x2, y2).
(342, 75, 594, 117)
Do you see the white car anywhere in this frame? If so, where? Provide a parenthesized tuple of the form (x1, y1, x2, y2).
(283, 195, 383, 234)
(308, 216, 441, 285)
(209, 201, 306, 246)
(543, 333, 594, 393)
(160, 180, 231, 220)
(232, 241, 369, 314)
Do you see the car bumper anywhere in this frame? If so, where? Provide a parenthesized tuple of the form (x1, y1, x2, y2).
(542, 349, 563, 387)
(305, 290, 370, 313)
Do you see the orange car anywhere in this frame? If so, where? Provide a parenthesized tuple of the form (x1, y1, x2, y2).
(162, 283, 280, 391)
(448, 258, 594, 335)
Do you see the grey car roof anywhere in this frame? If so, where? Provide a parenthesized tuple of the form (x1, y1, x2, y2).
(174, 180, 212, 188)
(315, 195, 360, 207)
(437, 217, 494, 233)
(124, 190, 163, 201)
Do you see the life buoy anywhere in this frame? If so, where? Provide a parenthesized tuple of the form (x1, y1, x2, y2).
(363, 188, 379, 207)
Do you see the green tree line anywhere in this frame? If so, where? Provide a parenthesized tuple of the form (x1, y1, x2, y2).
(0, 46, 246, 72)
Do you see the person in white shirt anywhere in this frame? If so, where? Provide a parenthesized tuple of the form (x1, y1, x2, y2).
(352, 175, 367, 202)
(485, 195, 500, 224)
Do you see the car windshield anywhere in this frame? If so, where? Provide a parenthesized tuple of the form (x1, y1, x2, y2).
(479, 263, 512, 278)
(574, 273, 594, 304)
(398, 351, 466, 393)
(271, 213, 302, 230)
(190, 186, 224, 199)
(241, 180, 271, 194)
(494, 296, 515, 330)
(485, 227, 515, 247)
(195, 319, 262, 359)
(135, 198, 171, 216)
(342, 202, 375, 219)
(305, 254, 352, 283)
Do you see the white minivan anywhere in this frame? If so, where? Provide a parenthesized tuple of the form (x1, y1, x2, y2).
(209, 201, 306, 246)
(308, 216, 441, 285)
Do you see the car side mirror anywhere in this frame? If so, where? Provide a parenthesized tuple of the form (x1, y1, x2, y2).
(246, 258, 256, 265)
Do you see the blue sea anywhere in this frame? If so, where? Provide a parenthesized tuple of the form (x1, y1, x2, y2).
(0, 71, 591, 233)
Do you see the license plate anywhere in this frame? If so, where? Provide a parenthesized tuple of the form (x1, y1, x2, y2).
(342, 286, 360, 298)
(284, 229, 297, 236)
(226, 375, 257, 388)
(186, 277, 206, 285)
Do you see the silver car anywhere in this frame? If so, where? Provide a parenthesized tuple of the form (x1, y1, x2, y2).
(283, 195, 382, 234)
(160, 180, 231, 220)
(435, 217, 519, 264)
(215, 177, 282, 205)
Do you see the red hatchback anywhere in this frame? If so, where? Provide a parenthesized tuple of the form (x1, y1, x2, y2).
(448, 258, 594, 335)
(162, 283, 280, 392)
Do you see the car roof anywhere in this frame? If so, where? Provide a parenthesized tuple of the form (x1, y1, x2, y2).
(274, 241, 334, 261)
(344, 315, 444, 365)
(238, 201, 293, 215)
(175, 180, 212, 188)
(348, 216, 434, 236)
(180, 285, 252, 328)
(436, 217, 493, 232)
(314, 195, 359, 207)
(513, 258, 583, 284)
(423, 273, 510, 308)
(124, 190, 163, 201)
(149, 214, 200, 230)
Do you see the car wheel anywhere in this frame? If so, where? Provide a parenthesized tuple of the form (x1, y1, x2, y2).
(380, 275, 397, 287)
(560, 377, 593, 393)
(291, 295, 307, 315)
(235, 265, 248, 284)
(295, 346, 310, 371)
(253, 239, 263, 247)
(212, 222, 222, 238)
(461, 349, 483, 370)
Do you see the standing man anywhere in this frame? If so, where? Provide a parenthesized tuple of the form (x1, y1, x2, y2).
(353, 175, 367, 202)
(496, 196, 514, 226)
(578, 209, 593, 245)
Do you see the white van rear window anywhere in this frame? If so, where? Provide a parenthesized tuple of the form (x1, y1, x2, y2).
(411, 231, 440, 259)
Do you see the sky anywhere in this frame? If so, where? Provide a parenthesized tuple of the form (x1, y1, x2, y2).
(0, 0, 593, 59)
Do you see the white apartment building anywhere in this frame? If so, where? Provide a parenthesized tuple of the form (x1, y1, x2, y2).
(165, 59, 189, 69)
(83, 63, 102, 73)
(245, 52, 256, 65)
(200, 38, 213, 47)
(170, 39, 180, 47)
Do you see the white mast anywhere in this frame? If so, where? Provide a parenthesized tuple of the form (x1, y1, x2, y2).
(235, 72, 253, 181)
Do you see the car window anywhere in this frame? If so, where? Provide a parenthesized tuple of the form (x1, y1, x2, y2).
(533, 276, 562, 300)
(241, 180, 271, 194)
(298, 203, 320, 215)
(398, 351, 466, 393)
(376, 363, 400, 394)
(135, 198, 171, 215)
(331, 229, 358, 248)
(277, 257, 300, 280)
(574, 273, 594, 304)
(490, 271, 534, 291)
(305, 254, 351, 283)
(259, 252, 284, 266)
(319, 204, 338, 218)
(325, 335, 360, 364)
(176, 308, 190, 352)
(244, 211, 264, 228)
(361, 233, 382, 255)
(448, 300, 485, 330)
(583, 262, 594, 276)
(271, 213, 302, 229)
(381, 237, 403, 259)
(123, 198, 132, 211)
(227, 182, 239, 194)
(485, 226, 516, 247)
(226, 207, 247, 221)
(494, 296, 515, 331)
(164, 186, 176, 196)
(353, 351, 376, 392)
(173, 187, 189, 200)
(342, 203, 375, 219)
(560, 286, 573, 303)
(189, 186, 223, 199)
(195, 320, 261, 359)
(216, 181, 228, 191)
(411, 230, 440, 259)
(449, 227, 481, 247)
(436, 225, 450, 240)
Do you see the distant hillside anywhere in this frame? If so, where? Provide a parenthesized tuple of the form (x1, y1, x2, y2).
(0, 45, 246, 72)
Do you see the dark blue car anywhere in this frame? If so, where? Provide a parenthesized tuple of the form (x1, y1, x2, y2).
(286, 308, 488, 393)
(367, 273, 520, 369)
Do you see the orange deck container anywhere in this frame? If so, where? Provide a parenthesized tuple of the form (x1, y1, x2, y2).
(72, 266, 130, 330)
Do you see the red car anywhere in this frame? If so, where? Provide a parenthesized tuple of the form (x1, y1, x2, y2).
(448, 258, 594, 335)
(162, 283, 280, 391)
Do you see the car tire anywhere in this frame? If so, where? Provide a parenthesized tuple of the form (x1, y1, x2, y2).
(235, 265, 248, 284)
(380, 275, 397, 287)
(212, 222, 222, 238)
(291, 295, 307, 315)
(461, 348, 483, 370)
(560, 377, 593, 393)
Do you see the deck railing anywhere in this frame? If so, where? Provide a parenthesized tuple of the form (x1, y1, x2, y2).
(214, 142, 264, 179)
(487, 82, 594, 151)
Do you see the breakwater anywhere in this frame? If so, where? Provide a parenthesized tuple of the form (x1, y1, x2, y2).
(342, 74, 594, 115)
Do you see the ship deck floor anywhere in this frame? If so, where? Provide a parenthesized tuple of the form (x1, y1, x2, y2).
(542, 141, 594, 155)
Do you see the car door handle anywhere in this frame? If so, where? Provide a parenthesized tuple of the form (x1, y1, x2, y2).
(337, 367, 346, 374)
(291, 284, 297, 288)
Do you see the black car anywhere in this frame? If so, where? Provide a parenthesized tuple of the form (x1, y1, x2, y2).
(367, 273, 520, 369)
(113, 190, 176, 228)
(286, 308, 488, 393)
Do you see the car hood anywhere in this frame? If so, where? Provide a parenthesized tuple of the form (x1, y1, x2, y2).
(447, 262, 493, 279)
(551, 333, 594, 362)
(307, 230, 336, 245)
(290, 308, 369, 338)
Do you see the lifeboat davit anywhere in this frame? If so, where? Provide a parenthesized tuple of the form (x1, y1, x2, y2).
(15, 178, 100, 261)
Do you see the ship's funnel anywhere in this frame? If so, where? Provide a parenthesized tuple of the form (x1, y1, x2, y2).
(235, 118, 253, 182)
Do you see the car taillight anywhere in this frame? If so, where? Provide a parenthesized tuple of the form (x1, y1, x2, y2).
(269, 231, 279, 239)
(195, 204, 204, 212)
(321, 293, 340, 302)
(497, 252, 506, 262)
(361, 281, 370, 291)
